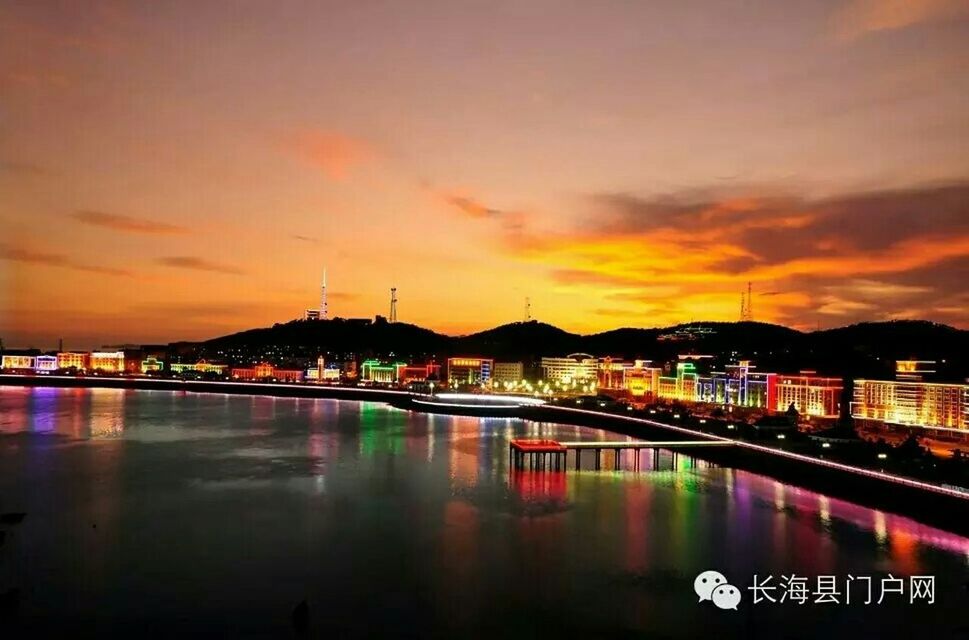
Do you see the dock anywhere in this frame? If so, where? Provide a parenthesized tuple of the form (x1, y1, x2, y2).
(509, 438, 733, 472)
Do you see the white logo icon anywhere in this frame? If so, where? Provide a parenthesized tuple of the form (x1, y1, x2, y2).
(694, 570, 742, 610)
(711, 583, 742, 610)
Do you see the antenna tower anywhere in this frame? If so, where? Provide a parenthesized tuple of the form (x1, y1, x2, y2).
(390, 287, 398, 323)
(740, 281, 753, 322)
(525, 297, 531, 322)
(321, 267, 328, 320)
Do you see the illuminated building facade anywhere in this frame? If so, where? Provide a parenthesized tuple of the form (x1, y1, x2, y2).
(447, 357, 493, 387)
(597, 357, 634, 389)
(361, 360, 406, 384)
(657, 362, 699, 402)
(492, 362, 524, 385)
(1, 355, 35, 370)
(696, 361, 777, 410)
(57, 352, 89, 370)
(170, 360, 228, 375)
(624, 361, 662, 399)
(34, 355, 58, 371)
(231, 363, 303, 382)
(398, 363, 441, 384)
(541, 354, 596, 384)
(89, 351, 125, 373)
(140, 356, 164, 373)
(852, 362, 969, 434)
(775, 373, 842, 418)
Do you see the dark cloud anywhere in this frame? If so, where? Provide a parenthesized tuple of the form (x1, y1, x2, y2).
(443, 194, 504, 219)
(156, 256, 245, 275)
(72, 210, 188, 235)
(588, 181, 969, 265)
(0, 243, 132, 276)
(290, 234, 319, 243)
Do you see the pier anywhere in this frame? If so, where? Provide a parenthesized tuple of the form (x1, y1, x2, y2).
(509, 438, 733, 472)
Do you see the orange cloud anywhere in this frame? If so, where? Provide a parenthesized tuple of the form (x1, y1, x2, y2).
(156, 256, 245, 275)
(285, 130, 375, 180)
(71, 210, 188, 235)
(832, 0, 969, 41)
(491, 182, 969, 329)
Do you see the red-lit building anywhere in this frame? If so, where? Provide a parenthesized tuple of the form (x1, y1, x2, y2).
(399, 363, 441, 384)
(231, 363, 304, 382)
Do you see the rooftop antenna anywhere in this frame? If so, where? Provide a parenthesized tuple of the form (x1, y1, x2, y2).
(59, 337, 63, 352)
(525, 296, 531, 322)
(321, 267, 328, 320)
(390, 287, 398, 323)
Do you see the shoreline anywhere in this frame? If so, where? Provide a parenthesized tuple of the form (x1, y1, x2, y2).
(2, 374, 967, 537)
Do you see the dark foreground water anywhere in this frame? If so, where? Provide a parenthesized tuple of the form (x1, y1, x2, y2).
(0, 387, 967, 638)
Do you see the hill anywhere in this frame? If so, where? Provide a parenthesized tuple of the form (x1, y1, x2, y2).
(198, 318, 968, 380)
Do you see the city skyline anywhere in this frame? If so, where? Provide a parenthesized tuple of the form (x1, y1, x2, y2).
(3, 1, 969, 347)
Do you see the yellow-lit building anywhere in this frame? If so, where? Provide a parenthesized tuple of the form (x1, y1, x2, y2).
(624, 361, 662, 399)
(170, 360, 228, 375)
(540, 354, 596, 384)
(1, 355, 35, 370)
(775, 373, 842, 418)
(57, 352, 90, 370)
(852, 379, 968, 434)
(89, 351, 125, 373)
(447, 357, 493, 386)
(492, 362, 524, 385)
(657, 362, 699, 402)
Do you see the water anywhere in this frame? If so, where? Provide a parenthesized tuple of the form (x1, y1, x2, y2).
(1, 386, 967, 638)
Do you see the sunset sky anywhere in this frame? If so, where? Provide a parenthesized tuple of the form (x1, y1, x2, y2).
(2, 0, 969, 348)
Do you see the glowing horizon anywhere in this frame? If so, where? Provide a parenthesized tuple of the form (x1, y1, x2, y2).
(2, 1, 968, 348)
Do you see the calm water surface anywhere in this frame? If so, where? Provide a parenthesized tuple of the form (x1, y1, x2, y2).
(1, 386, 967, 638)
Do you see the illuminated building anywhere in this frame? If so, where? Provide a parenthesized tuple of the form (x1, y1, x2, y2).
(597, 357, 634, 389)
(1, 354, 35, 370)
(361, 360, 406, 384)
(851, 361, 968, 434)
(140, 356, 164, 373)
(398, 363, 441, 384)
(775, 373, 842, 418)
(657, 362, 699, 402)
(307, 366, 341, 381)
(89, 351, 125, 373)
(57, 352, 89, 370)
(231, 363, 303, 382)
(34, 355, 58, 372)
(540, 354, 596, 384)
(696, 361, 776, 410)
(170, 360, 228, 375)
(624, 360, 662, 399)
(895, 360, 936, 381)
(492, 362, 524, 385)
(447, 357, 493, 387)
